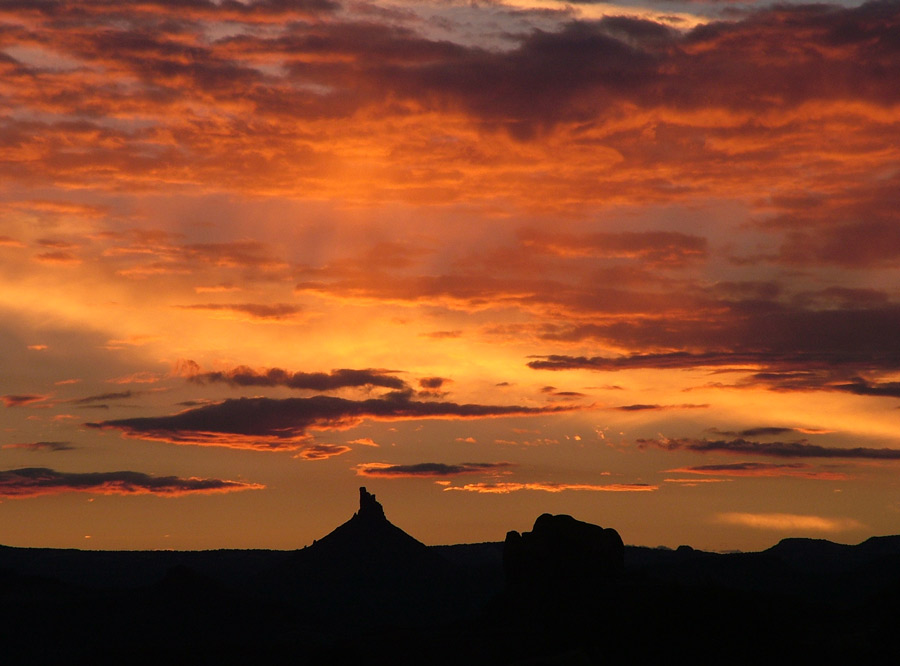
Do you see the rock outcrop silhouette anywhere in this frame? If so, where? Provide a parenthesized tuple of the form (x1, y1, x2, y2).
(259, 487, 462, 625)
(504, 513, 624, 586)
(293, 486, 431, 567)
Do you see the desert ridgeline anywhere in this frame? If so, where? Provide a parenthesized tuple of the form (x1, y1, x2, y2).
(3, 488, 899, 664)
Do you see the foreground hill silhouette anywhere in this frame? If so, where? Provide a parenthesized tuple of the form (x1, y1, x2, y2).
(2, 490, 900, 663)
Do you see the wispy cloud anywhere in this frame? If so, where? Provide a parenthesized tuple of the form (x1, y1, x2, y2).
(444, 481, 658, 493)
(356, 461, 512, 478)
(520, 229, 707, 266)
(613, 403, 709, 411)
(0, 467, 263, 498)
(1, 441, 75, 452)
(668, 462, 848, 480)
(640, 437, 900, 460)
(2, 394, 50, 407)
(295, 444, 352, 460)
(69, 391, 139, 405)
(176, 303, 304, 321)
(186, 364, 407, 392)
(715, 512, 863, 532)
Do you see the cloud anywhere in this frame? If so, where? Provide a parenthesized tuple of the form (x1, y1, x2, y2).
(0, 0, 339, 21)
(520, 229, 707, 266)
(418, 376, 448, 390)
(668, 462, 848, 480)
(34, 251, 81, 264)
(2, 394, 50, 407)
(1, 441, 75, 452)
(0, 235, 25, 247)
(639, 436, 900, 460)
(664, 478, 729, 486)
(831, 378, 900, 398)
(769, 174, 900, 267)
(107, 372, 164, 385)
(705, 426, 829, 438)
(104, 335, 160, 350)
(0, 0, 897, 218)
(176, 303, 304, 321)
(70, 390, 137, 405)
(347, 437, 379, 447)
(614, 403, 709, 411)
(88, 395, 576, 450)
(295, 444, 352, 460)
(443, 481, 658, 493)
(355, 461, 512, 478)
(527, 346, 900, 373)
(0, 467, 263, 498)
(186, 365, 408, 392)
(529, 352, 753, 371)
(528, 305, 900, 396)
(423, 330, 462, 339)
(104, 233, 290, 280)
(715, 512, 864, 532)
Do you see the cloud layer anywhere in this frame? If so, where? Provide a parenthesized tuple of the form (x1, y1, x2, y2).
(0, 467, 263, 498)
(444, 481, 658, 493)
(89, 395, 574, 449)
(641, 437, 900, 460)
(356, 461, 511, 477)
(187, 365, 408, 392)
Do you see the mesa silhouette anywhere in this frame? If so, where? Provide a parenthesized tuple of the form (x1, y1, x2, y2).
(1, 488, 899, 664)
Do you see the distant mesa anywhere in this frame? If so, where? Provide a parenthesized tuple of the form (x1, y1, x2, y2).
(504, 513, 624, 586)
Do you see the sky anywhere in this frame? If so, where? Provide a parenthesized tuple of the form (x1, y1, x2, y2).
(1, 0, 899, 552)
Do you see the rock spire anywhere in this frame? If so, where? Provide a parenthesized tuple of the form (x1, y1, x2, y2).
(358, 486, 386, 521)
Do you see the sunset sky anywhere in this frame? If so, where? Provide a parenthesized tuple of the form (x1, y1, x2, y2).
(2, 0, 899, 552)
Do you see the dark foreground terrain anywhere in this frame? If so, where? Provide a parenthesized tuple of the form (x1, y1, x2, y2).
(3, 488, 899, 664)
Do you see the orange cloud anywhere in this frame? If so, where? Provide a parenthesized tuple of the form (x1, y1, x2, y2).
(715, 512, 863, 532)
(443, 481, 658, 493)
(295, 444, 352, 460)
(348, 438, 380, 447)
(2, 394, 50, 407)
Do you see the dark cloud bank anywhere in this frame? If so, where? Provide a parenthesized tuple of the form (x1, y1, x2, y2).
(187, 365, 408, 391)
(88, 395, 573, 449)
(642, 437, 900, 460)
(357, 462, 512, 477)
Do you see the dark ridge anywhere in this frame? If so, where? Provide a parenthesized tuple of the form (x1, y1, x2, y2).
(254, 487, 488, 627)
(2, 491, 900, 663)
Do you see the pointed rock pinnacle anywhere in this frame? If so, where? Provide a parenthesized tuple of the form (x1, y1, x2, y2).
(358, 486, 386, 521)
